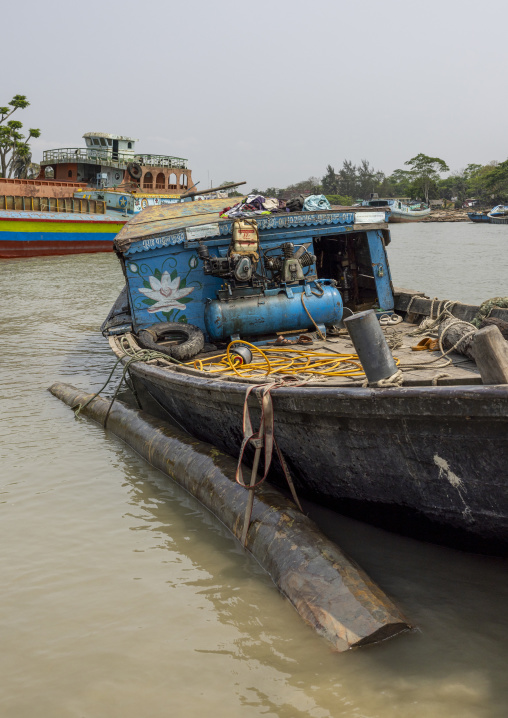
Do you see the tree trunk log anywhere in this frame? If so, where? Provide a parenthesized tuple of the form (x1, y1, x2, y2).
(48, 382, 411, 652)
(437, 318, 477, 360)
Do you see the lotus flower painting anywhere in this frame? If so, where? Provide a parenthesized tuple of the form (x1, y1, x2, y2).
(139, 271, 194, 313)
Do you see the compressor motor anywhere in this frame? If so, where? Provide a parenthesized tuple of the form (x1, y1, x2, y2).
(199, 219, 343, 341)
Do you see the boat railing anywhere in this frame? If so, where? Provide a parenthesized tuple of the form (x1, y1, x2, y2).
(135, 154, 188, 169)
(0, 195, 106, 214)
(41, 148, 188, 170)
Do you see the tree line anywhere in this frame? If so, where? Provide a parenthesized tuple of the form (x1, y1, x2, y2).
(254, 153, 508, 208)
(3, 93, 508, 208)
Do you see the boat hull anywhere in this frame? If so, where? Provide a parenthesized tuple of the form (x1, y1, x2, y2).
(388, 210, 431, 223)
(128, 361, 508, 554)
(0, 211, 125, 258)
(468, 212, 491, 223)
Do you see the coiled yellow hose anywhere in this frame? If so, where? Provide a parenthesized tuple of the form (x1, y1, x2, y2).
(188, 340, 399, 379)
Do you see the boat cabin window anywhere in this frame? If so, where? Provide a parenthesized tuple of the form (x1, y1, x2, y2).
(100, 138, 108, 147)
(93, 138, 100, 146)
(107, 139, 112, 146)
(127, 142, 132, 149)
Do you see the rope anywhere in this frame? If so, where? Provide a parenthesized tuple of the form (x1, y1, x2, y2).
(300, 292, 325, 340)
(73, 342, 183, 426)
(432, 372, 451, 386)
(408, 300, 459, 337)
(383, 328, 403, 350)
(362, 369, 404, 388)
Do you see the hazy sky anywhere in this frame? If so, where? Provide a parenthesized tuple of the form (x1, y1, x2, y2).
(3, 0, 507, 190)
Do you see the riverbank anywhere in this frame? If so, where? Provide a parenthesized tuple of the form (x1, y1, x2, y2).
(422, 208, 472, 222)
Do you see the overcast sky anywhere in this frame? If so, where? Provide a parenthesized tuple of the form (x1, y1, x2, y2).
(3, 0, 507, 190)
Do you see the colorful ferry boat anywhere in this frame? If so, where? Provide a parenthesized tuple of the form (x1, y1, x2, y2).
(0, 132, 195, 258)
(0, 208, 125, 259)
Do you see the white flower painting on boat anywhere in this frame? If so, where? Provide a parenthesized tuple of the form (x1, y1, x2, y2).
(139, 271, 194, 313)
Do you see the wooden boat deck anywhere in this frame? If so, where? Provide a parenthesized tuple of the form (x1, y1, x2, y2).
(111, 321, 482, 388)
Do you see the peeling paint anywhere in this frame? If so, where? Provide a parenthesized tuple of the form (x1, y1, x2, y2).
(434, 454, 463, 488)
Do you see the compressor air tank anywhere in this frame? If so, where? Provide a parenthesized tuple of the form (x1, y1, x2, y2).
(204, 279, 343, 342)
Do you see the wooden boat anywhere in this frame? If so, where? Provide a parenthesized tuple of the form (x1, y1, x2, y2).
(468, 206, 508, 225)
(362, 197, 431, 222)
(468, 211, 491, 223)
(0, 131, 195, 258)
(102, 199, 508, 554)
(0, 205, 126, 259)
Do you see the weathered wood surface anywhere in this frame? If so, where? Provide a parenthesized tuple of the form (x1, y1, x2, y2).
(480, 317, 508, 340)
(49, 382, 411, 652)
(437, 318, 477, 360)
(394, 290, 508, 324)
(472, 326, 508, 385)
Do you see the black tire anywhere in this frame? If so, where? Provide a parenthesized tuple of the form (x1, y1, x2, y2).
(127, 162, 142, 180)
(137, 322, 205, 361)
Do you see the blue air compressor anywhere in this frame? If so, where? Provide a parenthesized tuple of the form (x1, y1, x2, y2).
(198, 220, 343, 342)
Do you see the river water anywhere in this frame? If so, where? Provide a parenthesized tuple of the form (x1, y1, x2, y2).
(1, 223, 508, 718)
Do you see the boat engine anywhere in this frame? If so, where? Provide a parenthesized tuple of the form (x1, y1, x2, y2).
(199, 220, 343, 341)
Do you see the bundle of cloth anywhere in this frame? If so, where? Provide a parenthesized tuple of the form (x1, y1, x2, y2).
(220, 194, 331, 218)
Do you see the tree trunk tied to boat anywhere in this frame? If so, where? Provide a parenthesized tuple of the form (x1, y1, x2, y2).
(48, 382, 412, 652)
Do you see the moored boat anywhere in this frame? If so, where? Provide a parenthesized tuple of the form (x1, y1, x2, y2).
(468, 211, 491, 223)
(362, 196, 431, 222)
(468, 205, 508, 224)
(0, 131, 196, 258)
(0, 207, 126, 259)
(101, 198, 508, 554)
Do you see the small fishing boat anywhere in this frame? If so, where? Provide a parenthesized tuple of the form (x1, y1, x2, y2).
(362, 196, 431, 222)
(101, 198, 508, 554)
(468, 206, 508, 225)
(468, 211, 491, 223)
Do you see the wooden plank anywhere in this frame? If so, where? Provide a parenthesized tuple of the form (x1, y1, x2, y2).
(472, 326, 508, 384)
(352, 222, 388, 232)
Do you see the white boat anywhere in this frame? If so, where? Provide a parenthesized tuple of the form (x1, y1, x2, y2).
(362, 196, 430, 222)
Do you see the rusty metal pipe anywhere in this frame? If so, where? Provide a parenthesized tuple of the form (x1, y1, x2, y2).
(48, 382, 411, 651)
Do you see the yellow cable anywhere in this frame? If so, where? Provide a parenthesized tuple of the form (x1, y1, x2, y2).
(185, 341, 400, 381)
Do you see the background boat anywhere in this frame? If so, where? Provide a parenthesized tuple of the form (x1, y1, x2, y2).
(0, 206, 126, 258)
(0, 131, 196, 258)
(363, 195, 431, 222)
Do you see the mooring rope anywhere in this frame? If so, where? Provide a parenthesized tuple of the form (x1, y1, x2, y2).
(73, 342, 183, 426)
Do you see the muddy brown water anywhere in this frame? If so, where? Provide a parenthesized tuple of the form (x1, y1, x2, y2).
(1, 223, 508, 717)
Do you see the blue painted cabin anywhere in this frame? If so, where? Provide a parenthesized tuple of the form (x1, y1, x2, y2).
(113, 198, 393, 341)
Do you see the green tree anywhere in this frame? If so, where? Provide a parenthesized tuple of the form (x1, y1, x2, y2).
(404, 153, 449, 205)
(321, 165, 339, 194)
(0, 95, 41, 178)
(324, 194, 354, 206)
(356, 159, 384, 199)
(387, 169, 414, 198)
